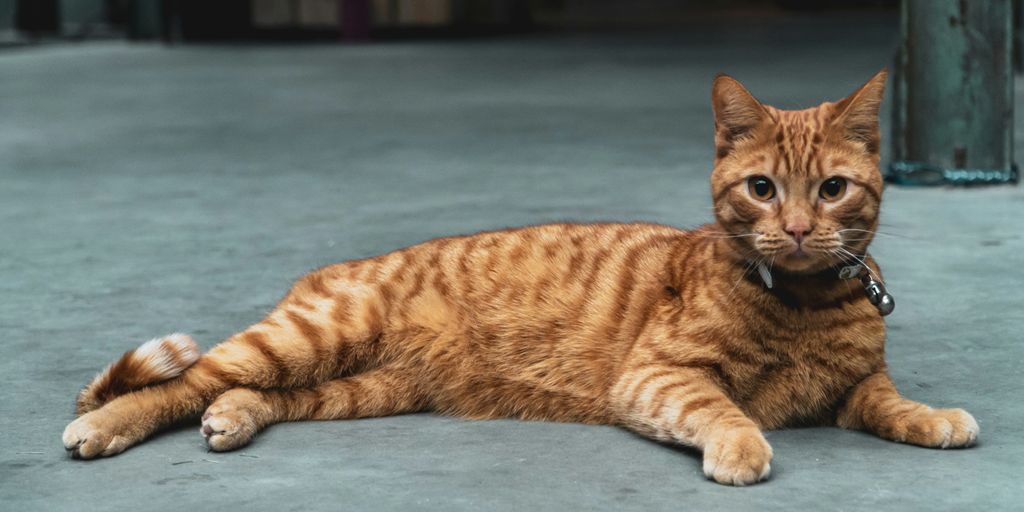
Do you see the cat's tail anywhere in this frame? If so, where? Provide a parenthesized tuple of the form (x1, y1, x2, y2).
(75, 333, 201, 416)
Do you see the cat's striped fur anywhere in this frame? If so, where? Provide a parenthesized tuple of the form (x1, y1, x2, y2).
(64, 70, 977, 485)
(75, 333, 200, 415)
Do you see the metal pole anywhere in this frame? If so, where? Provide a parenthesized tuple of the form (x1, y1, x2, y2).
(889, 0, 1018, 185)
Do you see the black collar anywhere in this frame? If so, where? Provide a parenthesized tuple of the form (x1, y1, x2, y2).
(752, 255, 895, 316)
(752, 260, 864, 289)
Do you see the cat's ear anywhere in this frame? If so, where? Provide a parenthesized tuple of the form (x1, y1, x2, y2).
(712, 74, 770, 158)
(830, 69, 887, 154)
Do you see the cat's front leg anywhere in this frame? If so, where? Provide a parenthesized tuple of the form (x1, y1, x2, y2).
(836, 371, 979, 448)
(611, 365, 772, 486)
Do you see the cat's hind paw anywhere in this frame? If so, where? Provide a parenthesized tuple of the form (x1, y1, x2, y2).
(62, 410, 136, 459)
(201, 389, 267, 452)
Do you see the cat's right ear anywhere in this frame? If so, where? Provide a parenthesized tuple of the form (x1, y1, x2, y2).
(712, 74, 769, 158)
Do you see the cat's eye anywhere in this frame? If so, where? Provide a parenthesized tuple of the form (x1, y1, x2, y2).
(819, 177, 847, 201)
(747, 176, 776, 201)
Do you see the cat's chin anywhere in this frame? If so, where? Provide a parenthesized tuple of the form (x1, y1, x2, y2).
(771, 252, 832, 274)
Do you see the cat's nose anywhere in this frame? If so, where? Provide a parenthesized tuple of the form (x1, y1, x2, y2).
(784, 223, 813, 244)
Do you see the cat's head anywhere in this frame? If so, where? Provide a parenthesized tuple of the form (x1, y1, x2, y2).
(709, 70, 886, 274)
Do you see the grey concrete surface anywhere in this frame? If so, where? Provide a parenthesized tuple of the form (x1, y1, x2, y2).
(1, 13, 1022, 511)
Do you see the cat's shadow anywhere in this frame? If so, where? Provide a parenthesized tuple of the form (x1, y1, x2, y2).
(632, 430, 787, 483)
(153, 416, 216, 451)
(631, 431, 703, 460)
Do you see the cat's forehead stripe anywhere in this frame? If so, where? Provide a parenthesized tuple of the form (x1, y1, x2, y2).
(759, 107, 835, 178)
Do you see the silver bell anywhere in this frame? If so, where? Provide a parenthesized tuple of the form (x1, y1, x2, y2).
(876, 293, 895, 316)
(864, 281, 885, 305)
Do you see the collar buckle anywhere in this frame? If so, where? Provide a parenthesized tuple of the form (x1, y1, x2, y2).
(836, 264, 864, 280)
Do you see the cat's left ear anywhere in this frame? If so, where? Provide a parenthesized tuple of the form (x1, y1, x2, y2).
(830, 69, 887, 154)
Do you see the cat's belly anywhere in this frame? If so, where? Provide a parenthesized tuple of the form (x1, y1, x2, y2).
(410, 321, 623, 424)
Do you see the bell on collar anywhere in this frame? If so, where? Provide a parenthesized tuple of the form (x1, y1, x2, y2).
(862, 277, 895, 316)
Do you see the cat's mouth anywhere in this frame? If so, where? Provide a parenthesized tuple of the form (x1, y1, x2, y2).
(769, 245, 831, 272)
(751, 235, 848, 273)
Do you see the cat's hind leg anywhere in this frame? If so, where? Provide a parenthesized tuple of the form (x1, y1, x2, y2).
(75, 333, 201, 415)
(200, 366, 426, 451)
(63, 272, 387, 459)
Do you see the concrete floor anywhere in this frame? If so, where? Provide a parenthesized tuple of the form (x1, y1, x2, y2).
(2, 13, 1022, 511)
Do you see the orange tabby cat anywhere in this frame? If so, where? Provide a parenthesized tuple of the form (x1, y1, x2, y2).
(63, 70, 977, 485)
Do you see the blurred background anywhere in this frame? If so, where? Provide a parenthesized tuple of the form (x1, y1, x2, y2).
(1, 0, 1019, 182)
(1, 2, 1022, 512)
(3, 1, 904, 41)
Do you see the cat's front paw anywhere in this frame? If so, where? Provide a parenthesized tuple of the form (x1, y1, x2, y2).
(899, 408, 979, 448)
(702, 428, 773, 486)
(201, 389, 267, 452)
(62, 408, 139, 459)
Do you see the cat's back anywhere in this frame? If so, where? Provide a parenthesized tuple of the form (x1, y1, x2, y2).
(373, 221, 695, 348)
(429, 221, 688, 316)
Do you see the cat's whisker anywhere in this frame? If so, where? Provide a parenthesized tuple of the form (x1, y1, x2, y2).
(837, 228, 913, 241)
(836, 247, 884, 284)
(726, 255, 763, 300)
(831, 250, 856, 296)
